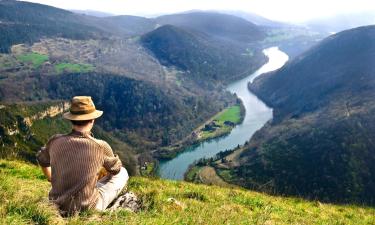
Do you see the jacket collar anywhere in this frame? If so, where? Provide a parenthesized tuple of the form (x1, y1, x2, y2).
(70, 129, 92, 137)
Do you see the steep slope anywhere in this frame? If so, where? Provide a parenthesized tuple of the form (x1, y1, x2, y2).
(141, 25, 266, 82)
(220, 25, 375, 204)
(156, 12, 265, 43)
(251, 25, 375, 120)
(0, 70, 234, 158)
(1, 159, 375, 224)
(0, 0, 104, 53)
(0, 101, 138, 175)
(0, 1, 159, 53)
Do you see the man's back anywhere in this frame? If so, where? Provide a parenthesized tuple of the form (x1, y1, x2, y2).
(37, 130, 122, 214)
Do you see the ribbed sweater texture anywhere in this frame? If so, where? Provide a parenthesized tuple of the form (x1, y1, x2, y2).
(36, 130, 122, 215)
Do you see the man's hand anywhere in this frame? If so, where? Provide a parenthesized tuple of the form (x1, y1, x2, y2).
(97, 167, 109, 180)
(41, 166, 52, 182)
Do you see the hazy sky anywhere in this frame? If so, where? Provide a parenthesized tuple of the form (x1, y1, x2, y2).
(25, 0, 375, 22)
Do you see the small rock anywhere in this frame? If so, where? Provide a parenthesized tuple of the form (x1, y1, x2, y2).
(109, 192, 141, 213)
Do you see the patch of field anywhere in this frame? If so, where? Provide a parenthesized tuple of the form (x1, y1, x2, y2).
(55, 63, 94, 74)
(199, 104, 242, 141)
(215, 105, 241, 124)
(198, 166, 232, 187)
(16, 52, 49, 68)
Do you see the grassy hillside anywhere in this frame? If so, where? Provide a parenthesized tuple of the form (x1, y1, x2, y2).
(1, 160, 375, 224)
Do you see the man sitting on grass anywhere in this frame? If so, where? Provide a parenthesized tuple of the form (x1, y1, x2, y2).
(37, 96, 128, 216)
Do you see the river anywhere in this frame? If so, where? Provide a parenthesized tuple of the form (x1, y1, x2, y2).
(158, 47, 289, 180)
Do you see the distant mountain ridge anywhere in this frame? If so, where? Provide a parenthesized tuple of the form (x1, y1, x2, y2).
(155, 12, 265, 43)
(217, 10, 290, 27)
(70, 9, 114, 17)
(141, 24, 266, 82)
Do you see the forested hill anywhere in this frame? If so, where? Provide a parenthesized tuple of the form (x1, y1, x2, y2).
(141, 25, 265, 82)
(156, 12, 265, 43)
(251, 25, 375, 120)
(219, 25, 375, 205)
(0, 0, 103, 53)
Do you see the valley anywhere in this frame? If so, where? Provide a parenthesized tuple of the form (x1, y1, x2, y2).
(209, 25, 375, 205)
(2, 1, 373, 222)
(0, 1, 319, 177)
(158, 47, 288, 180)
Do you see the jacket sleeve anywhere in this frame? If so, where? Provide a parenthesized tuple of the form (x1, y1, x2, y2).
(36, 146, 50, 167)
(100, 141, 122, 175)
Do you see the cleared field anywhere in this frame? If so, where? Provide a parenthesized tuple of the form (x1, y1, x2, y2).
(199, 104, 242, 141)
(16, 52, 48, 68)
(55, 63, 94, 74)
(215, 105, 241, 124)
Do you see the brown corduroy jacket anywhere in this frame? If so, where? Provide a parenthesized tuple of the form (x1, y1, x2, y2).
(36, 130, 122, 215)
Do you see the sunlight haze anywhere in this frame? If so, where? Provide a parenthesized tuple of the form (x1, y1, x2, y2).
(24, 0, 375, 22)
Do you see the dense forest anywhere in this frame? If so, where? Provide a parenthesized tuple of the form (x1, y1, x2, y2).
(141, 25, 266, 82)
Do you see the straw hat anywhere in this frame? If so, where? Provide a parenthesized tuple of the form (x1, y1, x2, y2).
(63, 96, 103, 121)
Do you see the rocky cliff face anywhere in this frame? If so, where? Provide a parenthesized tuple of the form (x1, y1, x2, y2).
(0, 101, 71, 161)
(23, 102, 70, 127)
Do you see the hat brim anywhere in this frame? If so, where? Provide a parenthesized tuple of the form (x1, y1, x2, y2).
(63, 110, 103, 121)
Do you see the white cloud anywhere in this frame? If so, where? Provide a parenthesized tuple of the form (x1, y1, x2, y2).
(24, 0, 375, 22)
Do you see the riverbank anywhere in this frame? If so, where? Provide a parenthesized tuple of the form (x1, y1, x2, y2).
(158, 47, 287, 180)
(185, 145, 246, 185)
(195, 102, 245, 142)
(154, 101, 245, 160)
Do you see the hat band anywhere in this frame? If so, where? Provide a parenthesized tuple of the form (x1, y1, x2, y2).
(70, 108, 96, 115)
